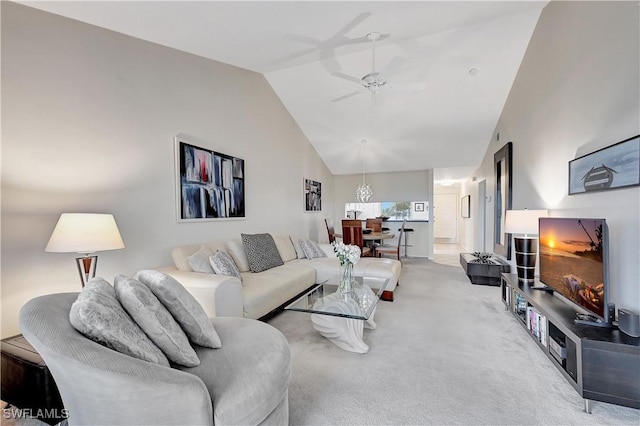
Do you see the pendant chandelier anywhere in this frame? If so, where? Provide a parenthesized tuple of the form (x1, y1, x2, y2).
(355, 139, 373, 202)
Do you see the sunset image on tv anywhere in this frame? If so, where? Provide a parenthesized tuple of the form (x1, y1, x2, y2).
(539, 218, 605, 317)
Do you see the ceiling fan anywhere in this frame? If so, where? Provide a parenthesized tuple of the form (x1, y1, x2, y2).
(331, 32, 425, 103)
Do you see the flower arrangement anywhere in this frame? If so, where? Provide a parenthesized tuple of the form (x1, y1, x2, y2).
(332, 242, 361, 296)
(332, 241, 361, 266)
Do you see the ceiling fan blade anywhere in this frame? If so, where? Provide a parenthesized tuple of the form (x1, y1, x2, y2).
(331, 72, 363, 85)
(331, 91, 363, 103)
(333, 12, 372, 37)
(344, 33, 391, 46)
(380, 56, 406, 79)
(386, 82, 426, 92)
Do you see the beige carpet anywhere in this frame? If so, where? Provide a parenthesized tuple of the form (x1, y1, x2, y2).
(268, 258, 640, 425)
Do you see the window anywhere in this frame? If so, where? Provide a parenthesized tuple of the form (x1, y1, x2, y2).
(345, 201, 429, 220)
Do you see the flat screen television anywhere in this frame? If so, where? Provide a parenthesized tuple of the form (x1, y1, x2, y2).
(538, 217, 609, 322)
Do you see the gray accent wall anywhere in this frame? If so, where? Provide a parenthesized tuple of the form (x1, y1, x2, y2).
(1, 3, 333, 337)
(462, 1, 639, 312)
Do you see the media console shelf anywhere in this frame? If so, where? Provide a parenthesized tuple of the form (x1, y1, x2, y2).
(501, 273, 640, 413)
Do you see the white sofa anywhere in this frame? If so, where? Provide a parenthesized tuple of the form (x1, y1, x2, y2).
(160, 235, 401, 320)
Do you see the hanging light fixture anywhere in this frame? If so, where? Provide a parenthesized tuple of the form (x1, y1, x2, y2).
(355, 139, 373, 202)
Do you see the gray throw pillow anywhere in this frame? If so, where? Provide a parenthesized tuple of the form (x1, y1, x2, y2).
(290, 237, 306, 259)
(187, 246, 215, 273)
(135, 270, 222, 348)
(241, 233, 284, 272)
(209, 250, 241, 279)
(299, 239, 327, 259)
(69, 277, 169, 366)
(114, 275, 200, 367)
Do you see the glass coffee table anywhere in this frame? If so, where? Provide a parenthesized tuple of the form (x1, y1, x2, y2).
(284, 276, 389, 353)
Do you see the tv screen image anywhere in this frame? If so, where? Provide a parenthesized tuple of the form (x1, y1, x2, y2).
(539, 218, 607, 319)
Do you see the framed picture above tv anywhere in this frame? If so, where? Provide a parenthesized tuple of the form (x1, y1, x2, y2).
(569, 135, 640, 195)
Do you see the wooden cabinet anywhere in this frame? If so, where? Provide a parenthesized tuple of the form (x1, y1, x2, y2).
(501, 273, 640, 412)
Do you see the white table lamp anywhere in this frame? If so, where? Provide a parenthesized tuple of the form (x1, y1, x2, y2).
(46, 213, 125, 287)
(504, 209, 548, 282)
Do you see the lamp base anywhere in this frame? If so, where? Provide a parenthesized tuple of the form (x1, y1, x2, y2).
(75, 255, 98, 288)
(514, 238, 537, 282)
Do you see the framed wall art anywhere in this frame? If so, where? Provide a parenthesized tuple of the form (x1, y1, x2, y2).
(569, 135, 640, 195)
(175, 134, 245, 221)
(414, 202, 425, 212)
(461, 195, 470, 218)
(494, 142, 512, 259)
(304, 178, 321, 212)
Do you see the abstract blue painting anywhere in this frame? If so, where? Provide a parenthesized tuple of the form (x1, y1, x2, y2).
(177, 138, 245, 220)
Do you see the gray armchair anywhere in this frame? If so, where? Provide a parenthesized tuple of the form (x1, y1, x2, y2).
(20, 293, 291, 425)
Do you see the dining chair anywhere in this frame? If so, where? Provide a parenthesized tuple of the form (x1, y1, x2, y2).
(325, 218, 337, 244)
(341, 219, 371, 257)
(376, 220, 405, 261)
(365, 218, 382, 232)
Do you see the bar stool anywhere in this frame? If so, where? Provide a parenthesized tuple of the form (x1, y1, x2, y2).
(399, 225, 414, 257)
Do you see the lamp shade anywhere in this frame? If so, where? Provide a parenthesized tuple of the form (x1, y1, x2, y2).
(504, 209, 548, 237)
(45, 213, 125, 253)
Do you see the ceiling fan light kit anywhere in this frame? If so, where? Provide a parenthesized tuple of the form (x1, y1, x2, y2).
(355, 139, 373, 203)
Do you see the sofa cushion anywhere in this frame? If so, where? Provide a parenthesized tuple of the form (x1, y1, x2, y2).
(225, 239, 251, 272)
(241, 233, 284, 273)
(187, 246, 215, 273)
(240, 263, 316, 319)
(209, 250, 241, 279)
(114, 275, 200, 367)
(69, 277, 170, 366)
(135, 270, 222, 349)
(172, 241, 227, 272)
(299, 239, 327, 259)
(271, 234, 297, 262)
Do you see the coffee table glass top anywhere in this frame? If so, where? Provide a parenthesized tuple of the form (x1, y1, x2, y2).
(284, 276, 389, 320)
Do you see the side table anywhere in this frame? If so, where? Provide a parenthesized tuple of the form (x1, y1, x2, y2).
(1, 334, 65, 425)
(459, 253, 511, 286)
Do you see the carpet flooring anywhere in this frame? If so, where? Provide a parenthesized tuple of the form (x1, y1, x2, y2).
(268, 258, 640, 425)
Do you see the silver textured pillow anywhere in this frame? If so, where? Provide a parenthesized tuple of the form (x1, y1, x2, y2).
(114, 275, 200, 367)
(187, 246, 215, 273)
(209, 250, 241, 279)
(135, 270, 222, 348)
(241, 233, 284, 273)
(299, 239, 327, 259)
(290, 237, 306, 259)
(69, 277, 169, 366)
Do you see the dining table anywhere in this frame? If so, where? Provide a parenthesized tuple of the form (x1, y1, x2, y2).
(362, 231, 395, 256)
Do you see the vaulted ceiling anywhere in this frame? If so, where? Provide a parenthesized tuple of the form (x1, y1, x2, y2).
(22, 1, 549, 182)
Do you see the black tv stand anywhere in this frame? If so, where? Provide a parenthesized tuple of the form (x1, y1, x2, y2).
(530, 285, 554, 294)
(501, 273, 640, 412)
(574, 318, 614, 328)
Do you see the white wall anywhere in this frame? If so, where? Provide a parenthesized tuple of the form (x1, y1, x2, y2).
(466, 1, 640, 312)
(0, 3, 334, 337)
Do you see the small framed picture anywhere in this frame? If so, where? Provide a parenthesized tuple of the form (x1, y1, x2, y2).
(304, 178, 321, 212)
(461, 195, 470, 218)
(414, 202, 425, 212)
